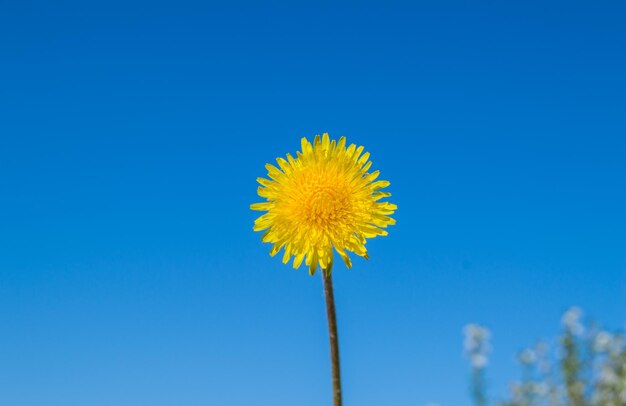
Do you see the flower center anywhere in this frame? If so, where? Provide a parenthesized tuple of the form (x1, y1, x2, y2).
(295, 181, 352, 231)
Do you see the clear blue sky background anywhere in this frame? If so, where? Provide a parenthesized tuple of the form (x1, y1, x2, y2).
(1, 1, 625, 405)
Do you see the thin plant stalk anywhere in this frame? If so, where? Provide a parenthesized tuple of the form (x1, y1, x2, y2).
(562, 330, 585, 406)
(471, 367, 487, 406)
(322, 267, 342, 406)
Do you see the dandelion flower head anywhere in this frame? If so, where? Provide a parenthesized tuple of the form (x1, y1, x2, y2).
(251, 133, 396, 275)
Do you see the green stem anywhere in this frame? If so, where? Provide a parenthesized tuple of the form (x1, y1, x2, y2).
(323, 268, 342, 406)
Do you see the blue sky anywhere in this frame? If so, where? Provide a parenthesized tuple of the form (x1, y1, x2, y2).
(1, 1, 625, 405)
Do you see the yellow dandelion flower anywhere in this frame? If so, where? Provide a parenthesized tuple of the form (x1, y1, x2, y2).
(251, 133, 397, 275)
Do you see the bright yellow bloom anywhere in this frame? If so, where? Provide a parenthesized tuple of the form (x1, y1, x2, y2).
(251, 133, 397, 275)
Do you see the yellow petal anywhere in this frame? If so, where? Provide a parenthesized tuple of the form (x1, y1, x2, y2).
(370, 180, 391, 190)
(250, 202, 273, 211)
(293, 252, 305, 269)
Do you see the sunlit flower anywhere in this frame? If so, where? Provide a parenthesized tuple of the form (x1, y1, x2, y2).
(251, 133, 396, 275)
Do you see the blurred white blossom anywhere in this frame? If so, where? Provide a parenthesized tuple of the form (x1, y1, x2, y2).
(518, 348, 537, 365)
(598, 365, 619, 385)
(463, 324, 491, 369)
(594, 331, 613, 352)
(534, 340, 552, 375)
(608, 334, 625, 355)
(533, 382, 550, 397)
(561, 306, 584, 336)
